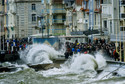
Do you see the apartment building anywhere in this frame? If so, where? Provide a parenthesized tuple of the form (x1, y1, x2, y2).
(41, 0, 66, 36)
(120, 0, 125, 34)
(0, 0, 4, 37)
(101, 0, 119, 37)
(15, 0, 42, 38)
(64, 0, 102, 42)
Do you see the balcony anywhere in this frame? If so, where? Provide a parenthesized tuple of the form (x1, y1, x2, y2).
(52, 19, 66, 25)
(102, 14, 112, 18)
(94, 8, 101, 13)
(120, 26, 125, 31)
(64, 2, 73, 8)
(120, 1, 125, 6)
(41, 9, 50, 14)
(76, 0, 83, 5)
(63, 0, 75, 5)
(72, 8, 76, 13)
(121, 13, 125, 19)
(85, 0, 89, 1)
(52, 8, 66, 14)
(52, 0, 62, 4)
(85, 9, 89, 14)
(80, 7, 85, 11)
(0, 11, 4, 16)
(63, 0, 75, 3)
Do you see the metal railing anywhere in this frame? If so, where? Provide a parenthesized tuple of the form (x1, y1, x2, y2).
(52, 8, 65, 14)
(52, 19, 66, 24)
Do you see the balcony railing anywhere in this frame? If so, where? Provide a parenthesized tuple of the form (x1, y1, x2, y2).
(102, 14, 112, 18)
(80, 7, 85, 11)
(0, 11, 4, 15)
(42, 9, 65, 14)
(76, 0, 83, 5)
(120, 26, 125, 31)
(64, 0, 75, 3)
(41, 9, 50, 14)
(94, 8, 101, 13)
(52, 19, 66, 24)
(121, 13, 125, 18)
(85, 9, 89, 13)
(52, 8, 65, 14)
(52, 0, 62, 4)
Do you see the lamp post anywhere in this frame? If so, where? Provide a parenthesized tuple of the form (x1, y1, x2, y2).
(38, 16, 44, 38)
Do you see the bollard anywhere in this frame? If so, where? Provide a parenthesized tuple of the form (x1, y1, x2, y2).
(19, 45, 22, 50)
(11, 44, 13, 53)
(72, 48, 75, 55)
(7, 40, 9, 51)
(13, 40, 15, 47)
(72, 48, 75, 60)
(77, 49, 80, 55)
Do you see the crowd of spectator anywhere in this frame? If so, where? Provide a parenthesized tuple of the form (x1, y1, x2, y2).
(65, 39, 124, 61)
(1, 37, 32, 54)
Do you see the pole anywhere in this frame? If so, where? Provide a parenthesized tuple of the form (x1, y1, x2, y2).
(0, 16, 1, 50)
(100, 0, 102, 36)
(7, 40, 9, 51)
(119, 21, 121, 61)
(2, 29, 4, 51)
(123, 20, 125, 62)
(116, 21, 118, 53)
(41, 17, 43, 38)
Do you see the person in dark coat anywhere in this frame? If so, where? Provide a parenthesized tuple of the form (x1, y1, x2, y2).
(114, 51, 119, 61)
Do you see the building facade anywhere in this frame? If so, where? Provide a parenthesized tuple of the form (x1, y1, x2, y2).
(0, 0, 4, 37)
(101, 0, 119, 37)
(120, 0, 125, 34)
(41, 0, 66, 36)
(0, 0, 4, 50)
(64, 0, 102, 42)
(15, 0, 42, 38)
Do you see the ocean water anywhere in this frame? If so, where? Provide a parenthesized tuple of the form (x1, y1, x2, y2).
(0, 44, 125, 84)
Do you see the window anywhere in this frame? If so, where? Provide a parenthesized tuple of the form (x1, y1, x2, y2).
(32, 14, 36, 22)
(110, 21, 112, 33)
(101, 0, 103, 4)
(121, 27, 125, 31)
(95, 14, 96, 25)
(104, 20, 107, 28)
(41, 0, 44, 4)
(62, 15, 66, 22)
(32, 4, 36, 10)
(2, 0, 4, 6)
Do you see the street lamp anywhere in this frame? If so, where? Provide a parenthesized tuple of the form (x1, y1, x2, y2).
(38, 16, 44, 38)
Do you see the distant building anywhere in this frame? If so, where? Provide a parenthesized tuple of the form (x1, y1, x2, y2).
(101, 0, 119, 37)
(41, 0, 66, 36)
(110, 0, 125, 42)
(119, 0, 125, 35)
(0, 0, 4, 37)
(64, 0, 102, 42)
(0, 0, 4, 50)
(15, 0, 42, 38)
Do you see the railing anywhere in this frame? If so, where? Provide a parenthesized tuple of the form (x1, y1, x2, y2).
(42, 9, 65, 14)
(121, 13, 125, 18)
(64, 0, 75, 3)
(52, 0, 62, 4)
(41, 9, 50, 14)
(52, 19, 66, 24)
(52, 8, 65, 14)
(102, 14, 112, 18)
(94, 8, 101, 13)
(120, 26, 125, 31)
